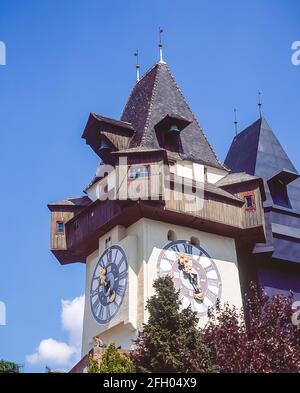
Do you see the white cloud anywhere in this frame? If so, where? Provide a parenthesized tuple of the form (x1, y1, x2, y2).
(26, 295, 85, 368)
(26, 338, 76, 366)
(61, 295, 84, 348)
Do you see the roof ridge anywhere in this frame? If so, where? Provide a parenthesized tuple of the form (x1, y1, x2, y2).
(140, 64, 160, 146)
(120, 63, 158, 120)
(236, 117, 262, 139)
(253, 117, 263, 175)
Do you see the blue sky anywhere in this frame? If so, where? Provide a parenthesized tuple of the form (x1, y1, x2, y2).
(0, 0, 299, 372)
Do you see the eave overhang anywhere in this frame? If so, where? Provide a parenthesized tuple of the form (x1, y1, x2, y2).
(267, 169, 300, 187)
(51, 190, 264, 265)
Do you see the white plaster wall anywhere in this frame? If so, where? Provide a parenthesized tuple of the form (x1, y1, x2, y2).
(206, 166, 227, 184)
(81, 218, 243, 355)
(175, 161, 193, 179)
(193, 163, 205, 182)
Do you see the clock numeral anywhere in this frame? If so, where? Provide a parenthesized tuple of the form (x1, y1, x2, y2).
(113, 249, 118, 264)
(92, 297, 100, 311)
(206, 289, 218, 304)
(98, 305, 104, 320)
(116, 256, 125, 268)
(208, 278, 219, 287)
(183, 243, 193, 255)
(106, 306, 111, 321)
(90, 287, 99, 297)
(107, 249, 112, 263)
(171, 244, 180, 253)
(116, 284, 125, 296)
(204, 264, 214, 273)
(119, 270, 127, 281)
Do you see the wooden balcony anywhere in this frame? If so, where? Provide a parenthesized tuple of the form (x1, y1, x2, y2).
(48, 175, 265, 264)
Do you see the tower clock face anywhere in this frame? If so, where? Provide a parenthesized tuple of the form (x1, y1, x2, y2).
(90, 245, 128, 324)
(157, 240, 222, 318)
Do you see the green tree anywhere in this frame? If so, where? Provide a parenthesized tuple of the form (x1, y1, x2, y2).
(88, 355, 100, 373)
(89, 343, 135, 373)
(132, 276, 215, 373)
(0, 360, 20, 373)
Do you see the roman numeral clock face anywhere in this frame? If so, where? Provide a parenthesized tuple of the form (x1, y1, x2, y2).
(157, 240, 222, 318)
(90, 245, 128, 324)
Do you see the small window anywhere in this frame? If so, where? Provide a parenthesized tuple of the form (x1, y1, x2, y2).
(190, 236, 200, 247)
(269, 180, 292, 209)
(204, 167, 208, 183)
(244, 194, 255, 210)
(128, 166, 149, 180)
(56, 221, 64, 234)
(167, 230, 177, 242)
(105, 236, 112, 249)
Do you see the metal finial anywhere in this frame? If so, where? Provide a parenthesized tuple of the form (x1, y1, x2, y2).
(258, 91, 262, 118)
(234, 108, 238, 136)
(158, 27, 166, 64)
(134, 51, 140, 82)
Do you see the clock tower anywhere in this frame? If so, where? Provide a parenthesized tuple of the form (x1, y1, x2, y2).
(48, 58, 265, 367)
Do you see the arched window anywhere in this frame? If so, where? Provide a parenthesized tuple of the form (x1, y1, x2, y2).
(167, 230, 177, 242)
(190, 236, 200, 247)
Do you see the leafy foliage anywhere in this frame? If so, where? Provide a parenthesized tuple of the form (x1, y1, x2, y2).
(132, 276, 215, 373)
(97, 343, 135, 373)
(132, 278, 300, 373)
(88, 355, 100, 373)
(0, 360, 20, 373)
(203, 283, 300, 373)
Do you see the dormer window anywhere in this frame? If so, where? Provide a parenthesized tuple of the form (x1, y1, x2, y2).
(128, 166, 149, 180)
(154, 114, 192, 153)
(269, 180, 291, 209)
(244, 192, 256, 211)
(267, 170, 299, 209)
(56, 221, 64, 234)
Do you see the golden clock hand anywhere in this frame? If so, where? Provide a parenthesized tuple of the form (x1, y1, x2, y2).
(99, 267, 108, 286)
(177, 253, 204, 301)
(108, 288, 116, 303)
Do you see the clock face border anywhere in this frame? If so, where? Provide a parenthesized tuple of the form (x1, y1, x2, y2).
(157, 239, 222, 317)
(90, 245, 128, 325)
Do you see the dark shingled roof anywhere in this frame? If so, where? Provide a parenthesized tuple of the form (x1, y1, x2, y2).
(204, 182, 243, 203)
(48, 196, 92, 207)
(225, 117, 297, 178)
(82, 113, 134, 137)
(225, 116, 300, 211)
(112, 147, 165, 154)
(121, 62, 225, 170)
(216, 172, 260, 187)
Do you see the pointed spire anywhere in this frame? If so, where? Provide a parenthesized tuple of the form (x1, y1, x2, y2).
(121, 62, 224, 169)
(225, 115, 298, 179)
(234, 108, 238, 136)
(134, 50, 140, 82)
(258, 91, 262, 118)
(158, 27, 166, 64)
